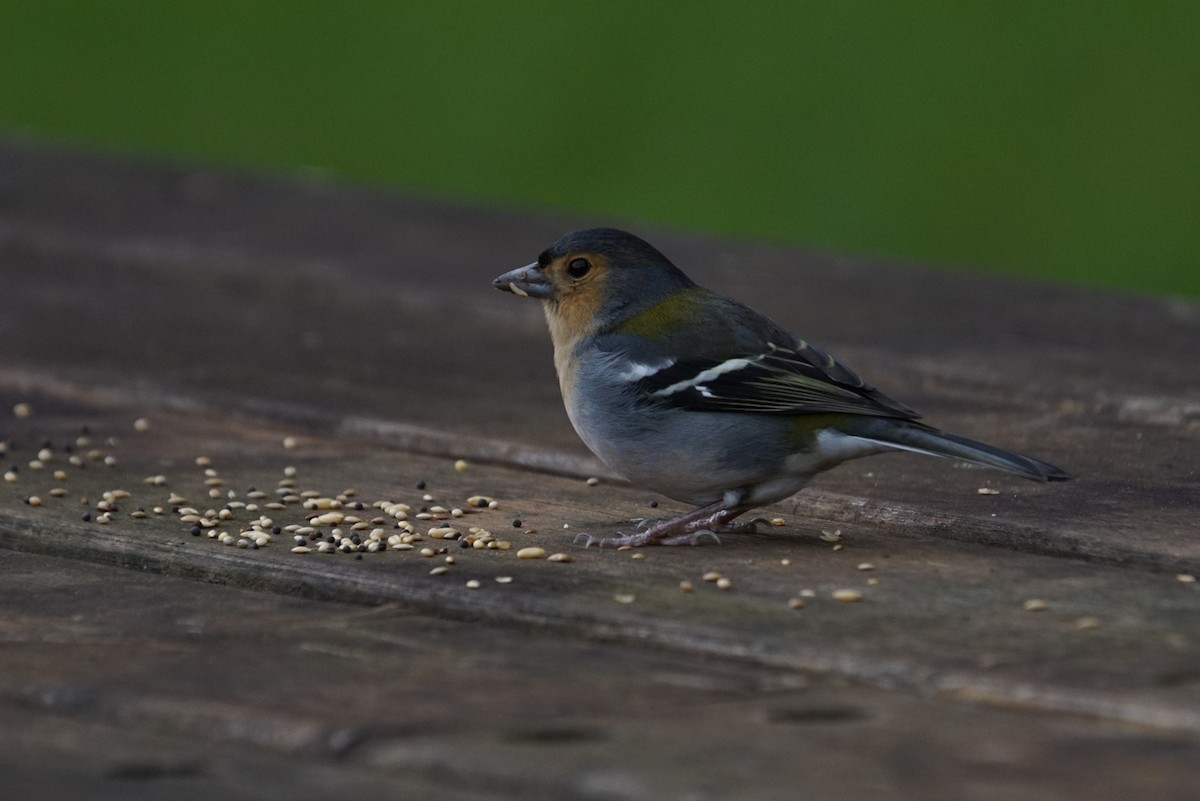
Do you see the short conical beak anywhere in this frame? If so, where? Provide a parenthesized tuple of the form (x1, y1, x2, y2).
(493, 262, 553, 299)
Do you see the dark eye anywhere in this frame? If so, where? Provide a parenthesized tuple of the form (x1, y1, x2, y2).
(566, 257, 591, 279)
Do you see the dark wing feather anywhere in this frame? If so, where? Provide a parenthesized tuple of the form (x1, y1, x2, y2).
(637, 340, 920, 420)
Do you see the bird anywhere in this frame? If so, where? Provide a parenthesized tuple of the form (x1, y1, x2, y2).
(493, 228, 1071, 547)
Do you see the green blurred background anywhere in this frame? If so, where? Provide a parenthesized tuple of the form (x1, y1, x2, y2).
(2, 2, 1197, 296)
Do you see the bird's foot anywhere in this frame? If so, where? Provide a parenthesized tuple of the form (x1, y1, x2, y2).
(576, 506, 748, 547)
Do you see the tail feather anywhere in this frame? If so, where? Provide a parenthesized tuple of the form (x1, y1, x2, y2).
(860, 421, 1072, 482)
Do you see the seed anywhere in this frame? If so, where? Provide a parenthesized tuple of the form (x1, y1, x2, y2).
(130, 510, 148, 519)
(419, 548, 436, 557)
(547, 553, 572, 563)
(1177, 574, 1197, 584)
(195, 456, 211, 467)
(857, 563, 875, 571)
(770, 517, 785, 526)
(103, 455, 117, 466)
(26, 495, 43, 507)
(617, 545, 632, 551)
(613, 593, 635, 604)
(1075, 616, 1101, 631)
(495, 576, 513, 584)
(487, 500, 500, 509)
(800, 589, 816, 598)
(290, 546, 311, 554)
(429, 566, 449, 576)
(517, 547, 546, 560)
(512, 519, 523, 527)
(832, 544, 844, 552)
(283, 436, 298, 449)
(586, 477, 600, 486)
(631, 552, 646, 560)
(679, 581, 694, 593)
(832, 589, 864, 603)
(787, 597, 807, 609)
(1023, 599, 1048, 612)
(819, 529, 842, 542)
(780, 558, 791, 566)
(467, 495, 493, 508)
(454, 459, 469, 472)
(977, 487, 1000, 495)
(702, 571, 722, 582)
(49, 488, 68, 497)
(29, 460, 44, 470)
(716, 577, 732, 590)
(13, 402, 32, 418)
(53, 469, 67, 481)
(465, 579, 481, 589)
(3, 471, 16, 483)
(866, 577, 880, 586)
(133, 417, 151, 432)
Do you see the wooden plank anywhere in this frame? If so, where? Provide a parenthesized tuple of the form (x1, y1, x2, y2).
(4, 549, 1198, 801)
(1, 401, 1198, 735)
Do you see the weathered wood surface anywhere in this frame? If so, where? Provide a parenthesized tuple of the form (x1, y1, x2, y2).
(1, 140, 1199, 799)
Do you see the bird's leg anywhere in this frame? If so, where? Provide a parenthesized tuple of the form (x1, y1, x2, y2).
(576, 499, 753, 548)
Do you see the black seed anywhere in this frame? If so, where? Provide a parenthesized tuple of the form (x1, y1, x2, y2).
(416, 480, 426, 490)
(355, 553, 363, 560)
(82, 513, 92, 522)
(325, 535, 336, 543)
(272, 526, 282, 535)
(190, 525, 202, 536)
(512, 519, 522, 527)
(649, 501, 658, 508)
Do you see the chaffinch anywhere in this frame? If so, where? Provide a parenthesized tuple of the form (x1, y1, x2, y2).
(494, 228, 1070, 547)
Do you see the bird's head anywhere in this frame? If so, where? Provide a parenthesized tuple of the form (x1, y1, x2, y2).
(493, 228, 696, 334)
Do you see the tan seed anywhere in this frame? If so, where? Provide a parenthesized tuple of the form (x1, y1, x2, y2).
(290, 546, 311, 554)
(787, 597, 807, 609)
(819, 529, 842, 542)
(547, 553, 572, 563)
(679, 580, 694, 593)
(429, 566, 449, 576)
(283, 436, 298, 449)
(1024, 599, 1048, 612)
(857, 562, 876, 571)
(586, 477, 600, 486)
(832, 589, 864, 603)
(1177, 574, 1197, 584)
(631, 552, 646, 560)
(770, 517, 785, 526)
(13, 402, 32, 418)
(977, 487, 1001, 495)
(133, 417, 151, 432)
(49, 488, 68, 497)
(454, 459, 469, 472)
(517, 547, 546, 560)
(495, 576, 513, 584)
(465, 579, 481, 589)
(1075, 616, 1101, 631)
(613, 593, 635, 604)
(716, 577, 732, 590)
(702, 571, 722, 582)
